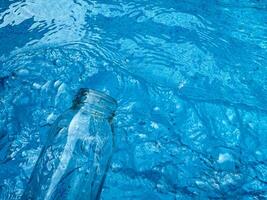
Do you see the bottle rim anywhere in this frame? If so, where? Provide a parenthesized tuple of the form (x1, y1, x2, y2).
(72, 88, 117, 118)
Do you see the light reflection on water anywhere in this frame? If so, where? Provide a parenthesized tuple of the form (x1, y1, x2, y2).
(0, 0, 267, 199)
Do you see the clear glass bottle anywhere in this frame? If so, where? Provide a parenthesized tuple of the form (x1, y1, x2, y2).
(21, 88, 117, 200)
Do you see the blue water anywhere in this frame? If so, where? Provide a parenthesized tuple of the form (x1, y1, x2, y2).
(0, 0, 267, 199)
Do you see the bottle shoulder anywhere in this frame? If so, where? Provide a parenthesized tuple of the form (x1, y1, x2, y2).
(45, 109, 77, 141)
(46, 108, 112, 142)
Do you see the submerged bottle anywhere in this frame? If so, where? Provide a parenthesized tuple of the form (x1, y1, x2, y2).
(21, 88, 117, 200)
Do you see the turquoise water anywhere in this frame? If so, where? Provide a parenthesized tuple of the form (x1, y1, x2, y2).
(0, 0, 267, 199)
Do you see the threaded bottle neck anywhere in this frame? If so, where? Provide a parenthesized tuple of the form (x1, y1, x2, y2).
(72, 88, 117, 119)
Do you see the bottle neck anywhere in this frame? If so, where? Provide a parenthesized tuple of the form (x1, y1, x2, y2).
(72, 88, 117, 119)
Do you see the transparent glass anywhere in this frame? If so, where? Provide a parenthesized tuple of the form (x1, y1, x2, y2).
(21, 88, 117, 200)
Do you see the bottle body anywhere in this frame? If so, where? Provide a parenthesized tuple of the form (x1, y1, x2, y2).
(22, 89, 116, 200)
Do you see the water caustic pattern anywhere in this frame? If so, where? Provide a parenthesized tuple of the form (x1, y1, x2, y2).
(0, 0, 267, 199)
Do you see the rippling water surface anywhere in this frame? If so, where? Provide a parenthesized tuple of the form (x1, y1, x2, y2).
(1, 0, 267, 199)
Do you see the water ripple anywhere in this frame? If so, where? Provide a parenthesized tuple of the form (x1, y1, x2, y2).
(0, 0, 267, 199)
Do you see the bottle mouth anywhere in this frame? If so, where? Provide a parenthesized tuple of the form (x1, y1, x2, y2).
(72, 88, 117, 118)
